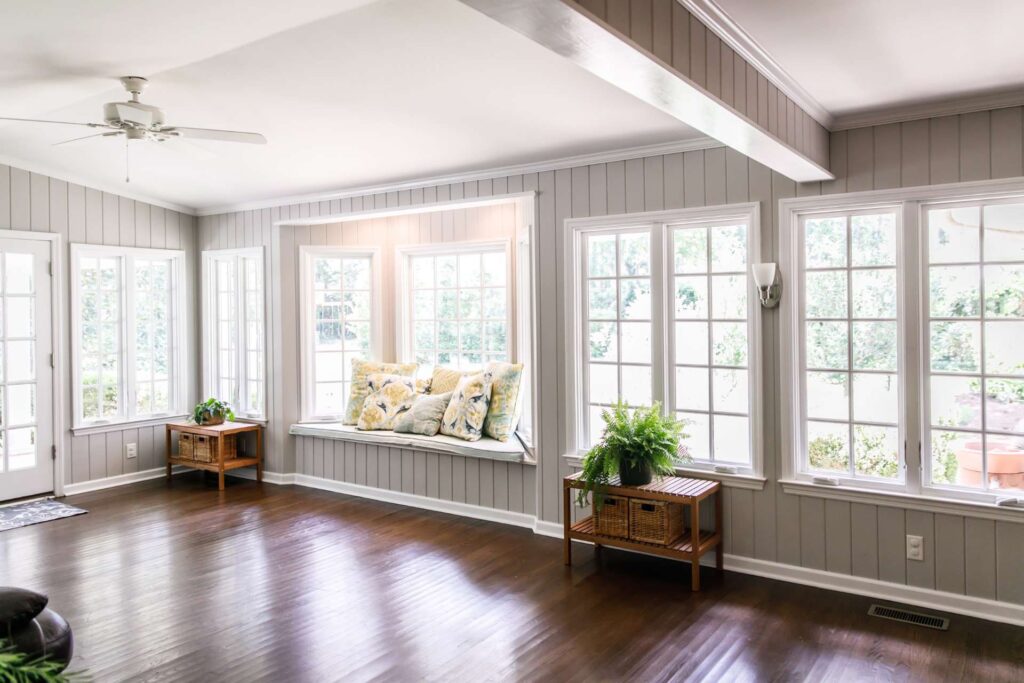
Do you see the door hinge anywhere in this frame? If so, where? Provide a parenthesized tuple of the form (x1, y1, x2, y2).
(48, 261, 53, 276)
(51, 445, 57, 460)
(49, 353, 55, 368)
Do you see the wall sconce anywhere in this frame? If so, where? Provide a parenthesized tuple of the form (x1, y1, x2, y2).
(751, 262, 781, 308)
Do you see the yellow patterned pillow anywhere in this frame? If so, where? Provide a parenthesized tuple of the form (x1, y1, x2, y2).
(429, 367, 469, 395)
(415, 377, 432, 394)
(357, 373, 416, 431)
(439, 372, 493, 441)
(343, 359, 418, 424)
(483, 361, 524, 441)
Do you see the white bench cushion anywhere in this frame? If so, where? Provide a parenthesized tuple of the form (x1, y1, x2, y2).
(288, 423, 531, 463)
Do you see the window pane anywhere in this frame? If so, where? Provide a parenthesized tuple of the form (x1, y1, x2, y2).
(436, 255, 457, 288)
(805, 321, 848, 370)
(589, 322, 617, 361)
(588, 364, 618, 404)
(619, 233, 650, 276)
(675, 322, 708, 365)
(852, 321, 897, 371)
(619, 279, 651, 319)
(929, 265, 980, 317)
(986, 435, 1024, 492)
(851, 213, 896, 267)
(711, 274, 747, 319)
(807, 421, 849, 473)
(620, 322, 651, 363)
(930, 321, 981, 373)
(712, 368, 748, 414)
(676, 367, 709, 411)
(983, 265, 1024, 317)
(5, 253, 34, 294)
(852, 269, 896, 318)
(621, 365, 652, 406)
(7, 384, 35, 426)
(459, 253, 482, 287)
(5, 297, 32, 338)
(806, 371, 849, 421)
(342, 258, 370, 289)
(984, 203, 1024, 262)
(679, 412, 710, 461)
(984, 379, 1024, 433)
(587, 235, 617, 277)
(674, 276, 708, 319)
(805, 216, 847, 268)
(805, 271, 848, 318)
(712, 322, 747, 367)
(673, 228, 707, 273)
(315, 383, 345, 415)
(929, 207, 979, 263)
(985, 321, 1024, 376)
(930, 375, 981, 430)
(714, 415, 750, 463)
(853, 425, 899, 479)
(852, 373, 899, 425)
(588, 280, 616, 320)
(930, 430, 978, 487)
(710, 225, 746, 273)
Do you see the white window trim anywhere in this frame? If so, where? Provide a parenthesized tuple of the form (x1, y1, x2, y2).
(394, 238, 514, 370)
(70, 243, 189, 432)
(562, 202, 764, 480)
(779, 176, 1024, 514)
(298, 245, 382, 422)
(201, 247, 267, 420)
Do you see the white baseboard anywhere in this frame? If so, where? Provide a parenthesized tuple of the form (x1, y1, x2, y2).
(62, 466, 191, 496)
(292, 473, 537, 530)
(224, 468, 295, 486)
(533, 520, 564, 538)
(723, 554, 1024, 628)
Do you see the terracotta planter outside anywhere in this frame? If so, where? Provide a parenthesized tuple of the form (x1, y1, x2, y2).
(956, 439, 1024, 490)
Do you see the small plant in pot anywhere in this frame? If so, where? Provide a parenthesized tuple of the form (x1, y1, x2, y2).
(576, 402, 690, 508)
(192, 398, 235, 426)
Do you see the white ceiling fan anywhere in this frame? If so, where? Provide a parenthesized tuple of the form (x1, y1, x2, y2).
(0, 76, 267, 181)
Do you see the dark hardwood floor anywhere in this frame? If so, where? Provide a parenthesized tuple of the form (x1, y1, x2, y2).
(2, 473, 1022, 682)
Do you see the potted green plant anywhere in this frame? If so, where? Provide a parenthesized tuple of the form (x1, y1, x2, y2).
(192, 398, 235, 426)
(576, 402, 689, 507)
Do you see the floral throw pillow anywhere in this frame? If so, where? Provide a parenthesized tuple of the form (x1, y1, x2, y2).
(393, 392, 453, 436)
(439, 372, 493, 441)
(429, 367, 469, 395)
(343, 359, 418, 425)
(482, 361, 524, 442)
(357, 373, 416, 431)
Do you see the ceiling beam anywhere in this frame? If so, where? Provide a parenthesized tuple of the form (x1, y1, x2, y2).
(458, 0, 833, 183)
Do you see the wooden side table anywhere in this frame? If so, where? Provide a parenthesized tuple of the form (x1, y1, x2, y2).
(165, 420, 263, 491)
(563, 472, 723, 591)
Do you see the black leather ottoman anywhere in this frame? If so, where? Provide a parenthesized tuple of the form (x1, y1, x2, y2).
(0, 587, 73, 669)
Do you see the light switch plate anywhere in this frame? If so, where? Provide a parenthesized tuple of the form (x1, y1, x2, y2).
(906, 534, 924, 561)
(125, 442, 137, 459)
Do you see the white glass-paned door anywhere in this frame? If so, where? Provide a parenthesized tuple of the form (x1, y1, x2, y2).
(0, 238, 54, 501)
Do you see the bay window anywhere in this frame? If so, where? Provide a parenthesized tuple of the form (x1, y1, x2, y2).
(781, 182, 1024, 507)
(565, 204, 763, 479)
(71, 245, 188, 429)
(202, 248, 266, 420)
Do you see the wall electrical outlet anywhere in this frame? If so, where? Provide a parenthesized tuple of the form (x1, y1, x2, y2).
(125, 442, 137, 459)
(906, 534, 924, 561)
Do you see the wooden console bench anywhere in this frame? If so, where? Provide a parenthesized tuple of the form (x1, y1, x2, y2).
(563, 472, 723, 590)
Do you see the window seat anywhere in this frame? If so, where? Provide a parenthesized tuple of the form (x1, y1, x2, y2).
(288, 423, 533, 464)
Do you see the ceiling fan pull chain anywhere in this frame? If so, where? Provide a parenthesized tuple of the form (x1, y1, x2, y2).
(125, 136, 131, 184)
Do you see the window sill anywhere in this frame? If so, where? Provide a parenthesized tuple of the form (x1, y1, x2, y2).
(562, 454, 766, 490)
(232, 416, 268, 425)
(72, 414, 189, 436)
(779, 479, 1024, 524)
(290, 423, 536, 465)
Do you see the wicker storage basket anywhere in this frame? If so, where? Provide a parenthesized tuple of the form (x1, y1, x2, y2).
(178, 433, 194, 460)
(629, 499, 684, 545)
(193, 434, 237, 463)
(593, 494, 630, 538)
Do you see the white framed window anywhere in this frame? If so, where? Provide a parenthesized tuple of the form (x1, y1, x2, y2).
(299, 246, 380, 421)
(397, 240, 512, 378)
(71, 244, 188, 429)
(781, 179, 1024, 510)
(202, 248, 266, 420)
(565, 204, 763, 478)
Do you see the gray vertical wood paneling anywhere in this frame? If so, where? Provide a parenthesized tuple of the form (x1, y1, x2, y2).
(934, 514, 965, 595)
(850, 503, 879, 579)
(876, 506, 907, 585)
(905, 510, 936, 589)
(964, 517, 997, 599)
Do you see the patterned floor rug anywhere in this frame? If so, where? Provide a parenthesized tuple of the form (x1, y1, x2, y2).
(0, 499, 87, 531)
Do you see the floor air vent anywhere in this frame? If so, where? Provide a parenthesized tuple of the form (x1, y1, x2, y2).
(868, 604, 949, 630)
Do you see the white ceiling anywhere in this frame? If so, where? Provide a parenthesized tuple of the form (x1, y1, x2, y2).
(0, 0, 700, 211)
(715, 0, 1024, 118)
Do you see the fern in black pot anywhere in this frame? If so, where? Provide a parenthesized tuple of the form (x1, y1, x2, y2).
(576, 402, 690, 508)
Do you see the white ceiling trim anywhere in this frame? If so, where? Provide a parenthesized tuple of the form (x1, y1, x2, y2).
(681, 0, 834, 129)
(831, 88, 1024, 131)
(0, 153, 197, 216)
(197, 136, 722, 217)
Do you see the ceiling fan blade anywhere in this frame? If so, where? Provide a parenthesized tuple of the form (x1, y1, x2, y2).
(53, 131, 124, 146)
(0, 116, 107, 129)
(115, 103, 154, 127)
(163, 126, 266, 144)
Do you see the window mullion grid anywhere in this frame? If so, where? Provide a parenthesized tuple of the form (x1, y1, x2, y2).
(706, 226, 716, 463)
(978, 209, 989, 490)
(846, 216, 856, 479)
(235, 255, 247, 414)
(123, 255, 136, 421)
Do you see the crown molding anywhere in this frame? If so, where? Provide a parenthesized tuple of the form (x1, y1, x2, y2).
(680, 0, 834, 129)
(0, 153, 197, 216)
(195, 136, 722, 217)
(831, 88, 1024, 131)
